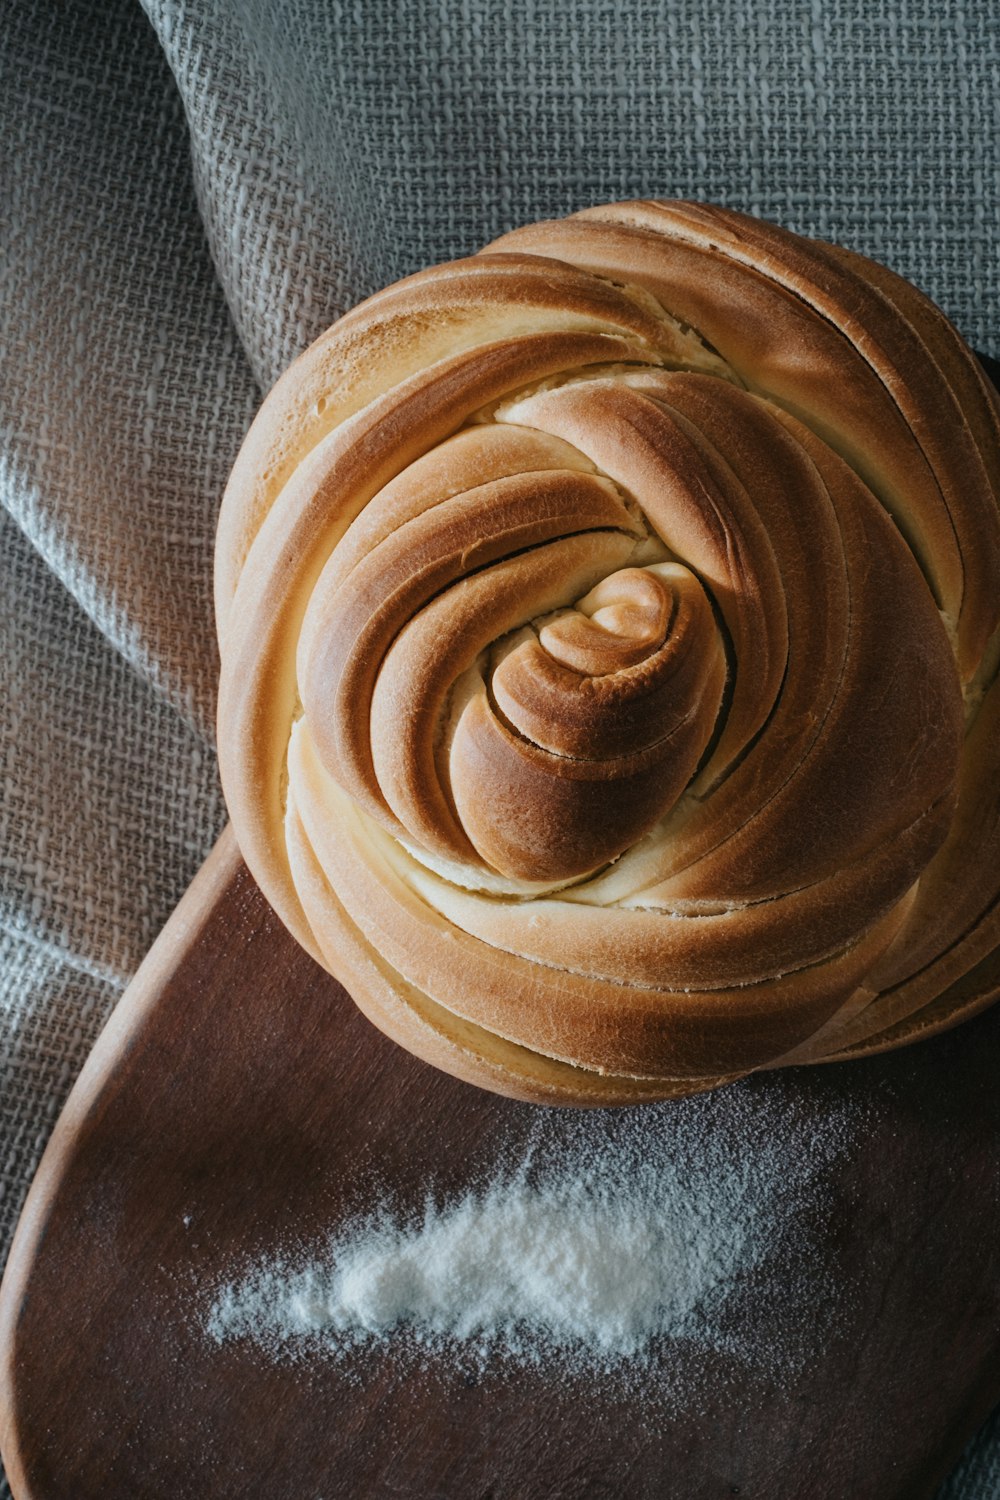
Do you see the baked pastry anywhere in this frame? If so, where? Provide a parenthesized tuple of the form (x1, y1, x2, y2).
(215, 200, 1000, 1105)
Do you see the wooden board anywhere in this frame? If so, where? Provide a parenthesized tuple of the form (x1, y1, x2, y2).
(1, 823, 1000, 1500)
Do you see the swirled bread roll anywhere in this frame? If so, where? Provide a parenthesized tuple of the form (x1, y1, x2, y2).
(215, 200, 1000, 1106)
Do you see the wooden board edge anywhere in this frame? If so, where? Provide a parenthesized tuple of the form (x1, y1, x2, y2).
(0, 826, 243, 1500)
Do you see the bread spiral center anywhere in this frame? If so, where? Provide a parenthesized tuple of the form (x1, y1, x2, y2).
(449, 562, 726, 881)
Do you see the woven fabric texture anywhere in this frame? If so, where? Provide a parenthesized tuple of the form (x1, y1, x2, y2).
(2, 1, 998, 1494)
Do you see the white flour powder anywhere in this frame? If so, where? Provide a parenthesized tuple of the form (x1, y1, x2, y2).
(205, 1079, 861, 1374)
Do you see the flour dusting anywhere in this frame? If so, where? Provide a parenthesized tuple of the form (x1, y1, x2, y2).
(205, 1080, 861, 1375)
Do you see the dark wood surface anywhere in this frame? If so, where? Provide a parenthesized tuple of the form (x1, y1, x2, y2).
(1, 824, 999, 1500)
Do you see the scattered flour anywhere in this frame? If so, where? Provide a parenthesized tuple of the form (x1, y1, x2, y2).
(205, 1080, 861, 1375)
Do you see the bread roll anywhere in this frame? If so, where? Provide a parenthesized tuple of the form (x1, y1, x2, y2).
(215, 200, 1000, 1105)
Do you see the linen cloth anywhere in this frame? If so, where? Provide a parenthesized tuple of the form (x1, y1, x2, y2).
(2, 1, 998, 1493)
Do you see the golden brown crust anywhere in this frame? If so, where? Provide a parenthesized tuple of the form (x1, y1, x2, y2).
(216, 200, 1000, 1105)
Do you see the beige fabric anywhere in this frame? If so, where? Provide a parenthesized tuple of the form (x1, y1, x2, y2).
(2, 0, 998, 1492)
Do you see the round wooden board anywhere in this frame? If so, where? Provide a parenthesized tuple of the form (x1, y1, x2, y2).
(1, 825, 999, 1500)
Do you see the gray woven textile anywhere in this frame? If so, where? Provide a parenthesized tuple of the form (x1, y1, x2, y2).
(2, 0, 998, 1493)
